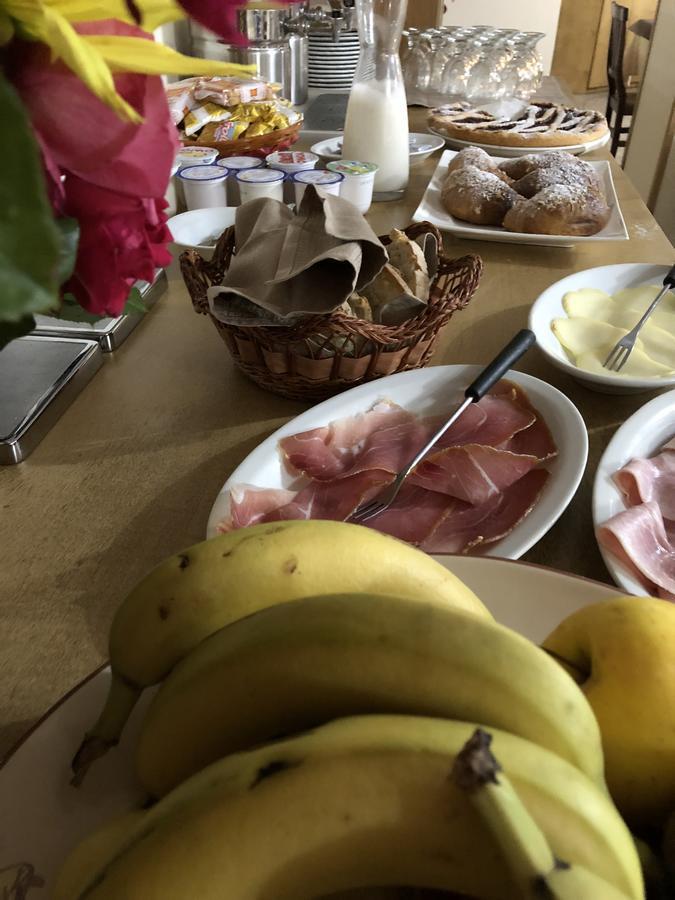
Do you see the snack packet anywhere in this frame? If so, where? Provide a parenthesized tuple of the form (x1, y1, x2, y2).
(184, 101, 232, 137)
(166, 77, 200, 125)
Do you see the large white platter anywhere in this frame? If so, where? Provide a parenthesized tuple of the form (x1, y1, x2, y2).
(206, 365, 588, 559)
(0, 556, 620, 895)
(412, 149, 628, 248)
(592, 388, 675, 595)
(427, 124, 611, 157)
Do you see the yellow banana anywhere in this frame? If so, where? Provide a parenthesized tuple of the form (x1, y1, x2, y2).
(452, 728, 633, 899)
(72, 521, 487, 780)
(135, 592, 605, 796)
(55, 716, 643, 900)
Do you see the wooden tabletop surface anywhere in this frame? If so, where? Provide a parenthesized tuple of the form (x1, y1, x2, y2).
(1, 99, 673, 759)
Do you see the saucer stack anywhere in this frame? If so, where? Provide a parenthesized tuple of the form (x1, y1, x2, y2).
(308, 30, 360, 91)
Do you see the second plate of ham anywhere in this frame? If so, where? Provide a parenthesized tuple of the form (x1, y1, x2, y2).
(207, 365, 588, 559)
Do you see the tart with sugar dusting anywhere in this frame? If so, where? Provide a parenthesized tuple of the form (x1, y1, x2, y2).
(428, 101, 609, 148)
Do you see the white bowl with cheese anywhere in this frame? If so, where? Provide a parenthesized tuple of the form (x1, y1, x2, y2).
(529, 263, 675, 394)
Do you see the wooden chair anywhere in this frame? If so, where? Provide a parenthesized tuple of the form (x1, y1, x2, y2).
(606, 2, 638, 156)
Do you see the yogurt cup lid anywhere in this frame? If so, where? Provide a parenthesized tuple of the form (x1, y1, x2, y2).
(217, 156, 264, 170)
(293, 170, 344, 185)
(176, 147, 218, 163)
(177, 165, 227, 182)
(327, 160, 379, 176)
(236, 168, 285, 183)
(266, 150, 319, 167)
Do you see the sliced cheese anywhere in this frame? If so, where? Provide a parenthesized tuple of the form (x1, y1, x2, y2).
(612, 284, 675, 333)
(551, 317, 675, 378)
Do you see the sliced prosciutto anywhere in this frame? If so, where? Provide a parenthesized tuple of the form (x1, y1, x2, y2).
(612, 449, 675, 521)
(218, 378, 557, 555)
(421, 469, 550, 554)
(411, 444, 539, 505)
(494, 381, 558, 462)
(216, 486, 296, 533)
(597, 501, 675, 601)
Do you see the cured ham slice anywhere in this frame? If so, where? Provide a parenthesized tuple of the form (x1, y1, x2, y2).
(365, 485, 461, 544)
(279, 402, 416, 480)
(263, 469, 392, 524)
(281, 391, 535, 484)
(596, 501, 675, 601)
(612, 449, 675, 521)
(493, 381, 558, 462)
(411, 444, 538, 505)
(421, 469, 550, 554)
(216, 486, 296, 533)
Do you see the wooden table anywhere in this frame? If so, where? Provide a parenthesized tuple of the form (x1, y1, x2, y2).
(0, 107, 672, 760)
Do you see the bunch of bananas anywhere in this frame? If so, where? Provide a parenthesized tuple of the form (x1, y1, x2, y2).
(59, 520, 644, 899)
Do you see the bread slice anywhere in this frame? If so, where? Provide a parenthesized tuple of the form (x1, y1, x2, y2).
(347, 292, 373, 321)
(386, 228, 431, 301)
(361, 263, 411, 311)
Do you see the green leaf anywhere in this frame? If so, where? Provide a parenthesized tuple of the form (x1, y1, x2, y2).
(54, 293, 105, 324)
(0, 315, 35, 351)
(0, 72, 61, 326)
(121, 286, 149, 316)
(55, 218, 80, 284)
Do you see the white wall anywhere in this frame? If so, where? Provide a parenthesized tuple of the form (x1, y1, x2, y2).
(623, 0, 675, 245)
(443, 0, 562, 74)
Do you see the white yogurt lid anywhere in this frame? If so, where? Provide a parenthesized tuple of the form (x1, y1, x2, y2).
(175, 147, 218, 165)
(177, 165, 228, 182)
(216, 156, 264, 171)
(293, 170, 344, 185)
(327, 160, 379, 177)
(235, 168, 285, 183)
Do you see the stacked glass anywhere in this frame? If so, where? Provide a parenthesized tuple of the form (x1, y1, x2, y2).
(401, 26, 545, 108)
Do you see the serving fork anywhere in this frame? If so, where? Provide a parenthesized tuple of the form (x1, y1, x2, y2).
(350, 329, 536, 524)
(603, 264, 675, 373)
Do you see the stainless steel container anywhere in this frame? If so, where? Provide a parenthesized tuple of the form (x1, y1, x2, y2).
(236, 6, 293, 42)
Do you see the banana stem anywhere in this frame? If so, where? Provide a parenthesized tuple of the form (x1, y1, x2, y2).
(452, 729, 564, 897)
(71, 673, 142, 786)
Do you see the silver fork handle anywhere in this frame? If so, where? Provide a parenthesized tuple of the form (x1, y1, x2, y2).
(398, 396, 474, 481)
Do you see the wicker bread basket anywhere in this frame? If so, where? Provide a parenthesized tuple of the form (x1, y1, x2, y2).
(182, 120, 302, 160)
(181, 221, 482, 402)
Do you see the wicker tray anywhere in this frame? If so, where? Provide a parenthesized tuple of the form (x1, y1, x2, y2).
(181, 221, 482, 402)
(181, 120, 302, 160)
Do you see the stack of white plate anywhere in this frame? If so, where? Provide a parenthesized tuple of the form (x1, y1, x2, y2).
(308, 30, 360, 91)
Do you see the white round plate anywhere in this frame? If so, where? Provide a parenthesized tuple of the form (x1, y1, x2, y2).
(311, 132, 446, 163)
(529, 263, 674, 394)
(592, 388, 675, 595)
(427, 125, 611, 157)
(0, 556, 620, 893)
(206, 365, 588, 558)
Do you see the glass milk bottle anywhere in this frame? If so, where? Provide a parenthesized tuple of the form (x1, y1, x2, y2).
(342, 0, 410, 201)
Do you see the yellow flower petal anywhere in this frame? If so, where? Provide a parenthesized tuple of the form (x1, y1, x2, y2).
(42, 0, 184, 31)
(0, 10, 15, 44)
(6, 0, 141, 121)
(83, 35, 256, 77)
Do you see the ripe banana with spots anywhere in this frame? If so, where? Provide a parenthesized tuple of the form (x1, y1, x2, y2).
(72, 520, 487, 780)
(452, 729, 633, 899)
(135, 592, 605, 797)
(55, 715, 643, 900)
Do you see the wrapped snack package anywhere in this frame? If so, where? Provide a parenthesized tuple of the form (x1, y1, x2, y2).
(166, 77, 200, 125)
(184, 101, 232, 138)
(194, 77, 278, 106)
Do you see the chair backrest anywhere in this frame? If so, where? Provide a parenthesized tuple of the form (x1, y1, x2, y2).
(607, 1, 628, 102)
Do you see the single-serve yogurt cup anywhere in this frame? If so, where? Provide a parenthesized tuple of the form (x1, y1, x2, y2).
(293, 169, 344, 206)
(267, 151, 319, 203)
(326, 160, 378, 214)
(216, 156, 264, 205)
(175, 147, 219, 169)
(178, 165, 228, 210)
(236, 168, 285, 204)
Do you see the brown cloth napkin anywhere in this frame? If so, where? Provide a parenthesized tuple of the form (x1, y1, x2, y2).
(207, 186, 388, 327)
